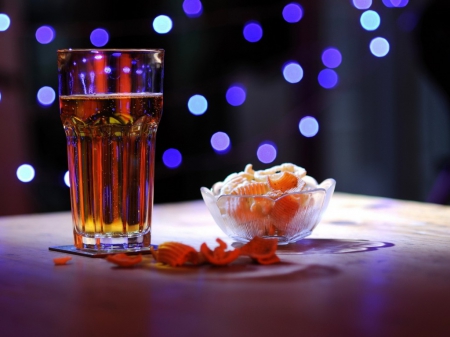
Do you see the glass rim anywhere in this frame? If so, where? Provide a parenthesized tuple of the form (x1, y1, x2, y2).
(57, 48, 164, 53)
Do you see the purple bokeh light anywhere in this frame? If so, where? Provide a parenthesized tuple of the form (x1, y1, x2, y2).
(382, 0, 409, 8)
(318, 69, 338, 89)
(370, 37, 390, 57)
(90, 28, 109, 47)
(352, 0, 372, 10)
(257, 142, 277, 164)
(299, 116, 319, 137)
(183, 0, 203, 18)
(35, 26, 55, 44)
(162, 148, 182, 169)
(321, 48, 342, 68)
(210, 132, 231, 153)
(243, 21, 263, 43)
(37, 86, 56, 106)
(226, 84, 246, 106)
(282, 3, 303, 23)
(282, 61, 304, 83)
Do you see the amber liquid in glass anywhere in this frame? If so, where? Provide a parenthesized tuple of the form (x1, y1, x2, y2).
(60, 92, 163, 249)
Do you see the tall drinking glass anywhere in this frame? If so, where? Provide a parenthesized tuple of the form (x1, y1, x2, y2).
(57, 49, 164, 251)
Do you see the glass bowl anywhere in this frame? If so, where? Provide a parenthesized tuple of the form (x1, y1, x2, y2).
(200, 179, 336, 245)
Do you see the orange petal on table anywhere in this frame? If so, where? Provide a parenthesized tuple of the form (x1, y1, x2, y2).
(239, 236, 278, 257)
(267, 171, 298, 192)
(106, 253, 142, 268)
(156, 242, 201, 267)
(239, 236, 280, 265)
(53, 256, 72, 266)
(200, 238, 241, 266)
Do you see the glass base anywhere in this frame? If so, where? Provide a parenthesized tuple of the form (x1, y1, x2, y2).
(74, 230, 151, 250)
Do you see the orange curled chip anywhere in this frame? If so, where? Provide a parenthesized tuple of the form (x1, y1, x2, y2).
(53, 256, 72, 266)
(267, 171, 299, 192)
(240, 236, 280, 265)
(106, 253, 142, 268)
(200, 238, 241, 266)
(154, 242, 201, 267)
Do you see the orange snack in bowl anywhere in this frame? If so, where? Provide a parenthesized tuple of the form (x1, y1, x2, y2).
(225, 182, 272, 223)
(267, 171, 299, 192)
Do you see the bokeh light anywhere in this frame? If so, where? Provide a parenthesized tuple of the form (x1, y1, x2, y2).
(257, 143, 277, 164)
(210, 132, 231, 153)
(282, 62, 304, 83)
(0, 13, 11, 31)
(37, 86, 56, 106)
(243, 21, 263, 43)
(162, 148, 182, 168)
(64, 171, 70, 187)
(0, 92, 2, 102)
(352, 0, 372, 10)
(382, 0, 408, 8)
(318, 69, 338, 89)
(35, 25, 55, 44)
(226, 84, 246, 106)
(188, 94, 208, 115)
(183, 0, 203, 18)
(90, 28, 109, 47)
(322, 48, 342, 68)
(370, 37, 390, 57)
(153, 15, 173, 34)
(282, 3, 303, 23)
(16, 164, 35, 183)
(360, 10, 380, 31)
(299, 116, 319, 137)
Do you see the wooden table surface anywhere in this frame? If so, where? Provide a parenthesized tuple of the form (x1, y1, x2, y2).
(1, 193, 450, 337)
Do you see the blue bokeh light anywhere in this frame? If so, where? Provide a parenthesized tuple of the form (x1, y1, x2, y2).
(382, 0, 409, 8)
(90, 28, 109, 47)
(16, 164, 35, 183)
(37, 86, 56, 106)
(64, 171, 70, 187)
(35, 25, 55, 44)
(153, 15, 173, 34)
(282, 62, 304, 83)
(282, 3, 303, 23)
(243, 21, 263, 43)
(0, 13, 11, 31)
(211, 132, 231, 153)
(162, 148, 182, 169)
(360, 10, 380, 31)
(226, 84, 246, 106)
(188, 94, 208, 115)
(370, 37, 390, 57)
(299, 116, 319, 137)
(257, 143, 277, 164)
(352, 0, 372, 10)
(322, 48, 342, 68)
(183, 0, 203, 18)
(318, 69, 338, 89)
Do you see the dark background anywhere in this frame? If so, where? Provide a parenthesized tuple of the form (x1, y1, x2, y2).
(1, 0, 449, 216)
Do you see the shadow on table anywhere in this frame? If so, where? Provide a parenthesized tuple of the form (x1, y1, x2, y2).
(274, 239, 394, 255)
